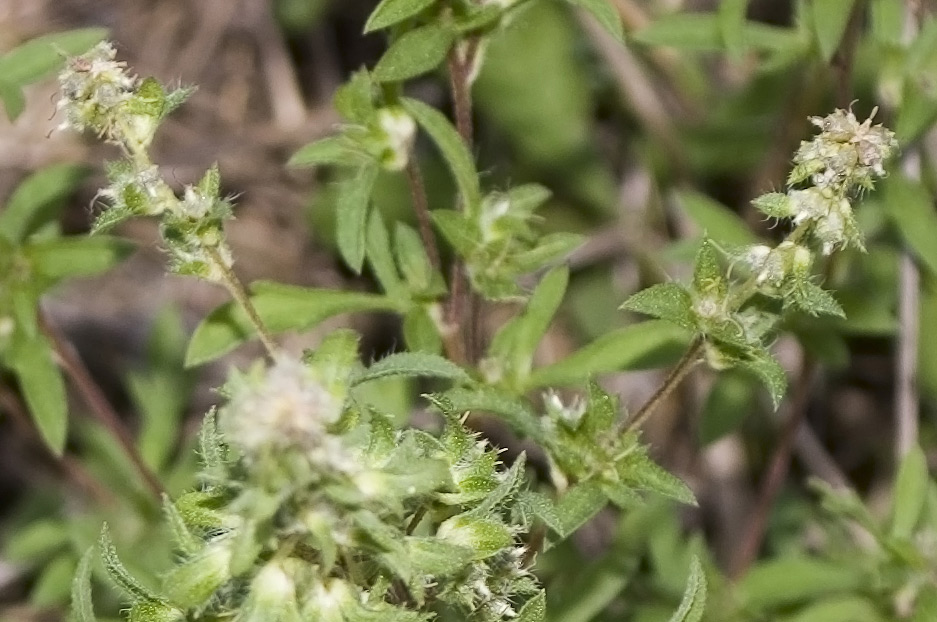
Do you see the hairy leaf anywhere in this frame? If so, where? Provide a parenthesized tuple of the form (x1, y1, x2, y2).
(621, 283, 696, 331)
(373, 24, 454, 82)
(352, 352, 471, 385)
(667, 557, 707, 622)
(365, 0, 438, 32)
(336, 164, 379, 273)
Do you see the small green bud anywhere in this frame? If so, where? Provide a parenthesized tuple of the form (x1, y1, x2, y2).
(162, 540, 232, 608)
(128, 602, 184, 622)
(437, 515, 514, 559)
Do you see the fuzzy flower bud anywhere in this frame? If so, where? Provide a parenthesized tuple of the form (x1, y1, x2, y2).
(240, 561, 301, 622)
(219, 356, 347, 467)
(376, 107, 416, 171)
(57, 41, 137, 138)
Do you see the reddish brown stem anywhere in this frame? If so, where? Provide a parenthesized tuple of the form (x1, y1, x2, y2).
(405, 161, 442, 274)
(0, 380, 114, 504)
(621, 337, 703, 434)
(445, 39, 482, 363)
(39, 310, 164, 499)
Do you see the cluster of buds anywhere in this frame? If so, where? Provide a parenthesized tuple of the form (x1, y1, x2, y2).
(57, 43, 237, 282)
(219, 355, 347, 469)
(734, 109, 897, 297)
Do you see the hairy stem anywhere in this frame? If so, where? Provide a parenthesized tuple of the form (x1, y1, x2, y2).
(445, 39, 482, 363)
(205, 245, 278, 358)
(404, 160, 442, 274)
(38, 310, 164, 499)
(622, 337, 703, 434)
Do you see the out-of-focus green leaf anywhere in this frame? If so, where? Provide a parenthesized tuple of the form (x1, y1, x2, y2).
(30, 553, 76, 607)
(567, 0, 623, 43)
(373, 24, 453, 82)
(890, 444, 929, 539)
(26, 236, 135, 280)
(365, 0, 437, 33)
(0, 165, 88, 244)
(718, 0, 749, 58)
(10, 335, 67, 455)
(0, 28, 107, 91)
(782, 596, 884, 622)
(675, 190, 758, 246)
(736, 556, 865, 610)
(699, 371, 755, 445)
(554, 481, 607, 537)
(870, 0, 902, 45)
(3, 519, 69, 562)
(807, 0, 856, 61)
(546, 542, 630, 622)
(883, 176, 937, 276)
(527, 321, 690, 388)
(185, 283, 402, 366)
(632, 13, 800, 53)
(475, 2, 615, 216)
(517, 591, 546, 622)
(288, 136, 371, 168)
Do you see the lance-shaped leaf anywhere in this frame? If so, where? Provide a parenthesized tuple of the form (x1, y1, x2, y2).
(667, 557, 707, 622)
(71, 549, 98, 622)
(740, 349, 787, 410)
(516, 591, 546, 622)
(374, 24, 454, 82)
(336, 164, 379, 273)
(10, 334, 68, 455)
(26, 236, 135, 280)
(99, 525, 164, 604)
(365, 0, 438, 33)
(185, 282, 402, 366)
(352, 352, 471, 385)
(0, 165, 88, 244)
(402, 97, 481, 209)
(566, 0, 624, 43)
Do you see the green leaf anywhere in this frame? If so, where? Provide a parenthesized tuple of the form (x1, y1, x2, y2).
(373, 24, 454, 82)
(288, 135, 371, 168)
(618, 450, 697, 506)
(567, 0, 623, 43)
(365, 0, 438, 33)
(736, 556, 864, 610)
(352, 352, 470, 385)
(31, 552, 76, 607)
(438, 515, 513, 559)
(401, 97, 481, 210)
(71, 549, 98, 622)
(883, 176, 937, 276)
(395, 223, 440, 294)
(667, 557, 707, 622)
(11, 335, 68, 455)
(870, 0, 902, 45)
(785, 596, 885, 622)
(487, 266, 569, 384)
(890, 444, 929, 539)
(699, 371, 755, 445)
(334, 69, 375, 124)
(621, 283, 696, 331)
(752, 192, 795, 219)
(546, 548, 630, 622)
(402, 306, 443, 354)
(788, 282, 845, 318)
(554, 481, 608, 537)
(808, 0, 856, 62)
(0, 79, 25, 120)
(99, 525, 164, 604)
(431, 209, 477, 256)
(26, 236, 135, 280)
(185, 283, 400, 366)
(0, 164, 88, 244)
(693, 239, 725, 295)
(527, 321, 690, 388)
(517, 491, 565, 535)
(163, 495, 202, 556)
(3, 519, 69, 562)
(740, 349, 787, 410)
(401, 538, 474, 577)
(517, 591, 546, 622)
(676, 190, 758, 246)
(718, 0, 749, 57)
(367, 210, 409, 301)
(512, 232, 584, 274)
(632, 13, 799, 53)
(440, 386, 542, 440)
(337, 164, 379, 273)
(0, 28, 107, 88)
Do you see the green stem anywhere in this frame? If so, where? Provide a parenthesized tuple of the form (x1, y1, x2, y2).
(205, 245, 278, 358)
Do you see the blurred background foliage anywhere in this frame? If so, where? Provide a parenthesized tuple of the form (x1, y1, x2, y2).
(3, 0, 937, 620)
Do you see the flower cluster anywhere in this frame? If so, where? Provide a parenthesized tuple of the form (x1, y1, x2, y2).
(57, 43, 237, 282)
